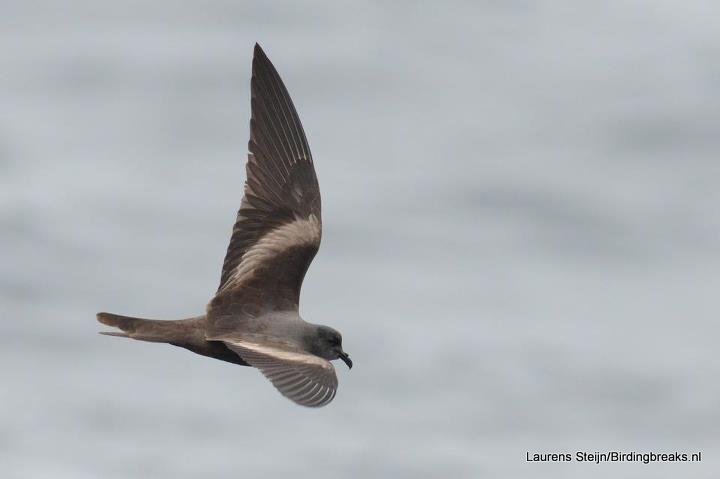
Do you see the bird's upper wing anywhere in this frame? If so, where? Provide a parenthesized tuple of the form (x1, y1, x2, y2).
(207, 44, 321, 337)
(222, 336, 338, 407)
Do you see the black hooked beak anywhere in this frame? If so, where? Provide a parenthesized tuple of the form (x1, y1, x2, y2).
(338, 351, 353, 369)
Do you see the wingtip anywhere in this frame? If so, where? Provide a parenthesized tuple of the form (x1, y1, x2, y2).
(253, 42, 266, 60)
(252, 43, 276, 77)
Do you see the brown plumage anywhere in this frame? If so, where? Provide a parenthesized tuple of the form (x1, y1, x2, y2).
(97, 44, 351, 408)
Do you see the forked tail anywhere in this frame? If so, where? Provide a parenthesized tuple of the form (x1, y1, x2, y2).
(97, 312, 200, 343)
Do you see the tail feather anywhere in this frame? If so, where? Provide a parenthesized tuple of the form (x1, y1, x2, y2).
(99, 331, 130, 338)
(96, 312, 249, 366)
(96, 312, 185, 343)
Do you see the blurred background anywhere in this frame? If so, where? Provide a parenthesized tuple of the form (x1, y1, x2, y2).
(1, 1, 719, 477)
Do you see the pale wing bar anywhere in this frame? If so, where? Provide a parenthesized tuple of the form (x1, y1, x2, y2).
(224, 339, 338, 407)
(215, 43, 321, 299)
(207, 44, 322, 341)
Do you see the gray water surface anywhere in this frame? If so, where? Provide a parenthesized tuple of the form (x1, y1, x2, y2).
(1, 1, 719, 478)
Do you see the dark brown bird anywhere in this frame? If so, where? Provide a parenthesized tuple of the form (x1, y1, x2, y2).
(97, 43, 351, 408)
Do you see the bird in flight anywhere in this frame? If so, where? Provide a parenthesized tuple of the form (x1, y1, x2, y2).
(97, 43, 351, 408)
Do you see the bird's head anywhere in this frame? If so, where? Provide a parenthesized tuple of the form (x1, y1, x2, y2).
(312, 325, 352, 369)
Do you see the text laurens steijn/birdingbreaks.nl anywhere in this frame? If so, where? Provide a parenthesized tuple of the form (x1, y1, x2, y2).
(526, 451, 701, 464)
